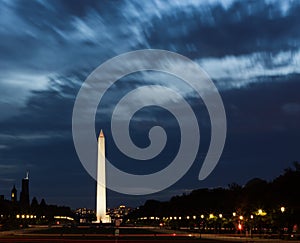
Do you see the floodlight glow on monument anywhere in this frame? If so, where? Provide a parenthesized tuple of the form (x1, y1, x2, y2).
(95, 130, 110, 223)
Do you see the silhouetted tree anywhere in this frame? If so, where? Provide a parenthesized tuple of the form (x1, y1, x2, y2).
(128, 163, 300, 232)
(31, 197, 38, 208)
(40, 198, 46, 207)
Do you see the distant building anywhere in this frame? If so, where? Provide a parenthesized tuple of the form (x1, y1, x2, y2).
(108, 205, 132, 219)
(75, 208, 96, 223)
(11, 185, 17, 202)
(20, 172, 30, 206)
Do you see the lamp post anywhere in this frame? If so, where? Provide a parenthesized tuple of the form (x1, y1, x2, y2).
(250, 215, 254, 238)
(199, 214, 205, 239)
(232, 212, 237, 234)
(280, 206, 285, 239)
(239, 216, 243, 234)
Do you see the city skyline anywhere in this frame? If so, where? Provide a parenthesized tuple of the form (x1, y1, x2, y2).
(0, 171, 30, 204)
(0, 0, 300, 209)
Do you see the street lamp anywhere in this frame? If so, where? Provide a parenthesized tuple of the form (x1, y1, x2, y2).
(280, 206, 286, 239)
(233, 212, 236, 217)
(250, 215, 254, 238)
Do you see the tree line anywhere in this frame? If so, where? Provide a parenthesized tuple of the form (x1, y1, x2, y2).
(127, 162, 300, 234)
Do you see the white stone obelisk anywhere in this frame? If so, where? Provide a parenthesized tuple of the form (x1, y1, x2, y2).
(96, 130, 110, 223)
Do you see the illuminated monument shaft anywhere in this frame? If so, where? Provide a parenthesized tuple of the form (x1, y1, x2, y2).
(96, 130, 110, 223)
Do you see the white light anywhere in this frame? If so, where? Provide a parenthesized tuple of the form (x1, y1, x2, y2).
(96, 131, 110, 223)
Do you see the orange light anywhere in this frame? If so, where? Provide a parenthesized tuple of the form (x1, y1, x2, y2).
(238, 223, 242, 230)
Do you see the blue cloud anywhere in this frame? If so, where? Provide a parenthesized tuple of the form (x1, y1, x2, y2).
(0, 0, 300, 208)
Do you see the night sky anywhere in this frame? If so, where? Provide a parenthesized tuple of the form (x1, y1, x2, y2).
(0, 0, 300, 209)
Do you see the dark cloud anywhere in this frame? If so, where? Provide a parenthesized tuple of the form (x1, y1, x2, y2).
(0, 0, 300, 208)
(143, 1, 300, 57)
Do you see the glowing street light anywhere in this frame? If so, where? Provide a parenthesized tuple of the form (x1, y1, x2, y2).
(233, 212, 236, 217)
(239, 216, 243, 220)
(219, 214, 223, 218)
(250, 215, 254, 219)
(280, 206, 285, 213)
(238, 223, 242, 230)
(201, 214, 204, 219)
(256, 209, 267, 216)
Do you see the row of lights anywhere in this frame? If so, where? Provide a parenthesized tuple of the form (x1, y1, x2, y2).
(138, 207, 286, 221)
(16, 214, 39, 219)
(140, 214, 222, 220)
(54, 216, 74, 221)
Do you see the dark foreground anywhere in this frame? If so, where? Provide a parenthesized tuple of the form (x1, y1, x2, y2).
(1, 226, 300, 243)
(0, 237, 236, 243)
(0, 227, 238, 243)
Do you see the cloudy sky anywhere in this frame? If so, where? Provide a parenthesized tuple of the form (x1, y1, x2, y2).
(0, 0, 300, 209)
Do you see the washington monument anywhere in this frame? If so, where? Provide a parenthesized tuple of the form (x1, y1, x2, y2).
(96, 130, 110, 223)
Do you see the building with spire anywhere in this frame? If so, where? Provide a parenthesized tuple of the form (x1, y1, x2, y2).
(20, 171, 30, 206)
(11, 185, 17, 202)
